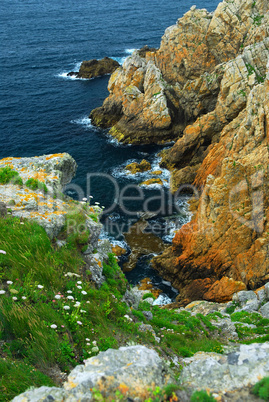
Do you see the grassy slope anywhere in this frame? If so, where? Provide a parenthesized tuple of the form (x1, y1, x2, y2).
(0, 213, 268, 401)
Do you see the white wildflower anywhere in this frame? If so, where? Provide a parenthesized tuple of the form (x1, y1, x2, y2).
(77, 281, 82, 285)
(92, 346, 99, 353)
(0, 250, 6, 255)
(63, 305, 70, 310)
(67, 295, 74, 300)
(37, 285, 44, 289)
(66, 290, 72, 294)
(22, 296, 27, 300)
(0, 290, 6, 294)
(54, 294, 61, 299)
(50, 324, 57, 329)
(6, 281, 13, 285)
(12, 297, 18, 301)
(77, 321, 82, 325)
(81, 290, 87, 295)
(77, 285, 82, 289)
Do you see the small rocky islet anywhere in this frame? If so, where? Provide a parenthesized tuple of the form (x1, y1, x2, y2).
(1, 0, 269, 400)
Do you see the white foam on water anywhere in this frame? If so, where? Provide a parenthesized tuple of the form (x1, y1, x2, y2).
(57, 61, 85, 80)
(125, 48, 136, 54)
(70, 116, 99, 131)
(152, 294, 172, 306)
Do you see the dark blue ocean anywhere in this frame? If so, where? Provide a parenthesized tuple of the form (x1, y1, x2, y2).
(0, 0, 220, 299)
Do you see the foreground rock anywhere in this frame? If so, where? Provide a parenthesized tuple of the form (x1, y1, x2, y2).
(180, 342, 269, 399)
(12, 346, 172, 401)
(68, 57, 120, 79)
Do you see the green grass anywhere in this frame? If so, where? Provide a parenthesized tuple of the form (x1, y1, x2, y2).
(0, 213, 268, 401)
(0, 358, 54, 402)
(252, 377, 269, 400)
(191, 390, 216, 401)
(25, 178, 48, 193)
(0, 166, 23, 186)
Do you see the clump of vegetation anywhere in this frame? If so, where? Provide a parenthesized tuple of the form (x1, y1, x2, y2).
(190, 390, 216, 401)
(142, 292, 156, 300)
(252, 377, 269, 400)
(0, 166, 23, 186)
(25, 178, 48, 193)
(230, 311, 269, 343)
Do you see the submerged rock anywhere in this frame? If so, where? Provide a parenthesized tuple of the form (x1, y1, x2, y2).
(123, 218, 166, 272)
(125, 159, 151, 174)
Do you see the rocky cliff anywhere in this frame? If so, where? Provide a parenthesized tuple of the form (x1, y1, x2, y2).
(90, 0, 269, 304)
(152, 58, 269, 305)
(90, 0, 269, 145)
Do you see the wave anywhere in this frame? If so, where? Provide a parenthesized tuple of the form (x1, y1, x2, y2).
(112, 48, 137, 65)
(70, 116, 99, 130)
(57, 61, 83, 80)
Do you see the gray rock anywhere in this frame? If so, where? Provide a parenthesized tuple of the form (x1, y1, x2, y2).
(12, 386, 67, 402)
(265, 282, 269, 300)
(65, 345, 171, 399)
(12, 346, 172, 401)
(257, 287, 267, 303)
(233, 290, 257, 304)
(233, 290, 260, 312)
(212, 317, 238, 340)
(260, 301, 269, 318)
(142, 311, 153, 320)
(180, 342, 269, 395)
(122, 288, 142, 309)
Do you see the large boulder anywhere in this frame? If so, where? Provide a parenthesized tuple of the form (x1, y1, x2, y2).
(180, 342, 269, 397)
(12, 346, 173, 401)
(68, 57, 120, 79)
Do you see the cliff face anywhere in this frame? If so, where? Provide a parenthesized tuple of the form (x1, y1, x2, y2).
(89, 0, 269, 303)
(90, 0, 269, 145)
(152, 63, 269, 304)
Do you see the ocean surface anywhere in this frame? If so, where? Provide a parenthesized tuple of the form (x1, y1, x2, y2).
(0, 0, 220, 300)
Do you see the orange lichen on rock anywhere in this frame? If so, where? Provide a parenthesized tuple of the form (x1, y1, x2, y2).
(45, 153, 65, 160)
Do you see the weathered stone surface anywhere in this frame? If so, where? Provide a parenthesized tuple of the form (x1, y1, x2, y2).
(152, 56, 269, 304)
(0, 153, 77, 238)
(90, 0, 269, 145)
(68, 57, 120, 79)
(12, 386, 67, 402)
(260, 301, 269, 318)
(12, 346, 172, 401)
(180, 342, 269, 396)
(65, 345, 171, 400)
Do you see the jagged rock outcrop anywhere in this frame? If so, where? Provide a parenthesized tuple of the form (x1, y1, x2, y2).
(90, 0, 269, 145)
(152, 59, 269, 304)
(68, 57, 120, 79)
